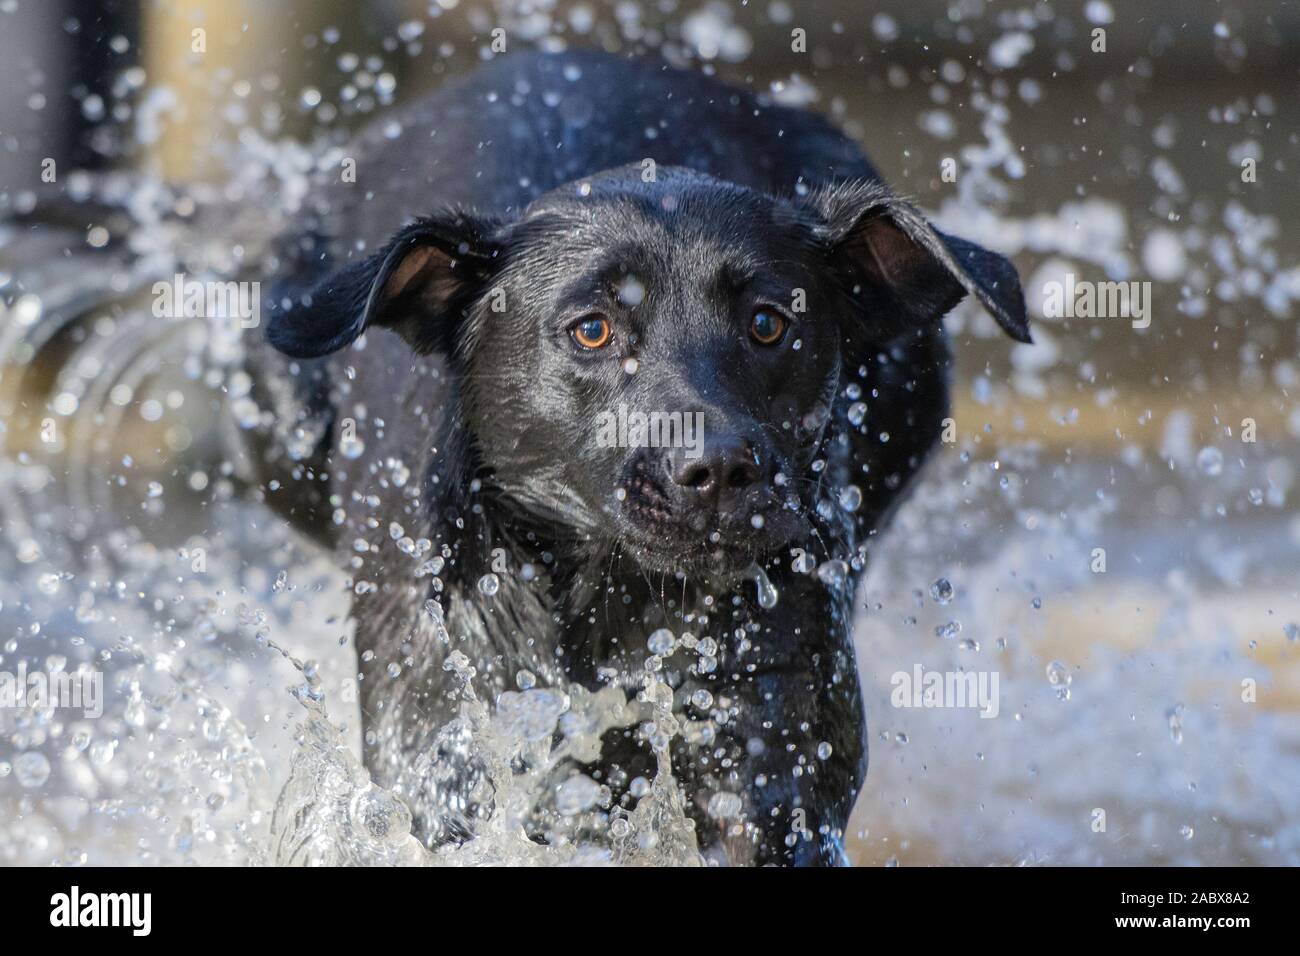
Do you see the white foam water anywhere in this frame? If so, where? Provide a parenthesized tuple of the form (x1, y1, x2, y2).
(269, 642, 703, 867)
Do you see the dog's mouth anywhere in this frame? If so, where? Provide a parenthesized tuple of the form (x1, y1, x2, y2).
(613, 468, 808, 578)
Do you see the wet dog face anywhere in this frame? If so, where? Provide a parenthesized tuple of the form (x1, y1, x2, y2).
(466, 169, 844, 576)
(267, 167, 1028, 579)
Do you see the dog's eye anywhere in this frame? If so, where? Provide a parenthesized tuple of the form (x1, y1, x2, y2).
(571, 315, 612, 349)
(750, 308, 786, 345)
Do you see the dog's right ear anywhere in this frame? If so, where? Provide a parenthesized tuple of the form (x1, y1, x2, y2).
(267, 212, 503, 358)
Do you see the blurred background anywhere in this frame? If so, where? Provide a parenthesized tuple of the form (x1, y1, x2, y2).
(0, 0, 1297, 865)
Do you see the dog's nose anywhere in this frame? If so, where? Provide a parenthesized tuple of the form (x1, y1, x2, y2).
(668, 438, 761, 512)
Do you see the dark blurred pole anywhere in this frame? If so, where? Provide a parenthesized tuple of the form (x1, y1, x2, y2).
(0, 0, 139, 192)
(64, 0, 141, 169)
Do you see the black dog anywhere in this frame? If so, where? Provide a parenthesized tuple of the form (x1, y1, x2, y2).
(245, 50, 1028, 865)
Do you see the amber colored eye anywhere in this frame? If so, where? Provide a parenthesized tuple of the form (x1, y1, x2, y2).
(750, 308, 786, 345)
(571, 315, 612, 349)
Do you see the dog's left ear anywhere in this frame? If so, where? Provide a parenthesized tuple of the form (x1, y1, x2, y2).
(267, 212, 504, 358)
(806, 181, 1030, 343)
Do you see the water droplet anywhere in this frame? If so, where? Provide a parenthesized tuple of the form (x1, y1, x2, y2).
(838, 484, 862, 512)
(706, 791, 744, 820)
(930, 577, 954, 605)
(417, 556, 445, 578)
(751, 564, 779, 609)
(1166, 703, 1185, 744)
(14, 751, 50, 788)
(340, 433, 366, 460)
(1046, 660, 1072, 700)
(89, 740, 116, 766)
(816, 741, 833, 760)
(616, 275, 645, 307)
(1196, 446, 1223, 476)
(477, 572, 500, 596)
(647, 628, 676, 656)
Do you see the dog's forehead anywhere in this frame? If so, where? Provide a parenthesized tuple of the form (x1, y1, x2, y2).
(519, 177, 815, 296)
(525, 170, 798, 246)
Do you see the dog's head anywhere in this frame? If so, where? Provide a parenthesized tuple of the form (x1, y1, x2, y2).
(268, 167, 1027, 578)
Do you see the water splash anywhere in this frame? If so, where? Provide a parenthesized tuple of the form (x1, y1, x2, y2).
(267, 609, 702, 867)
